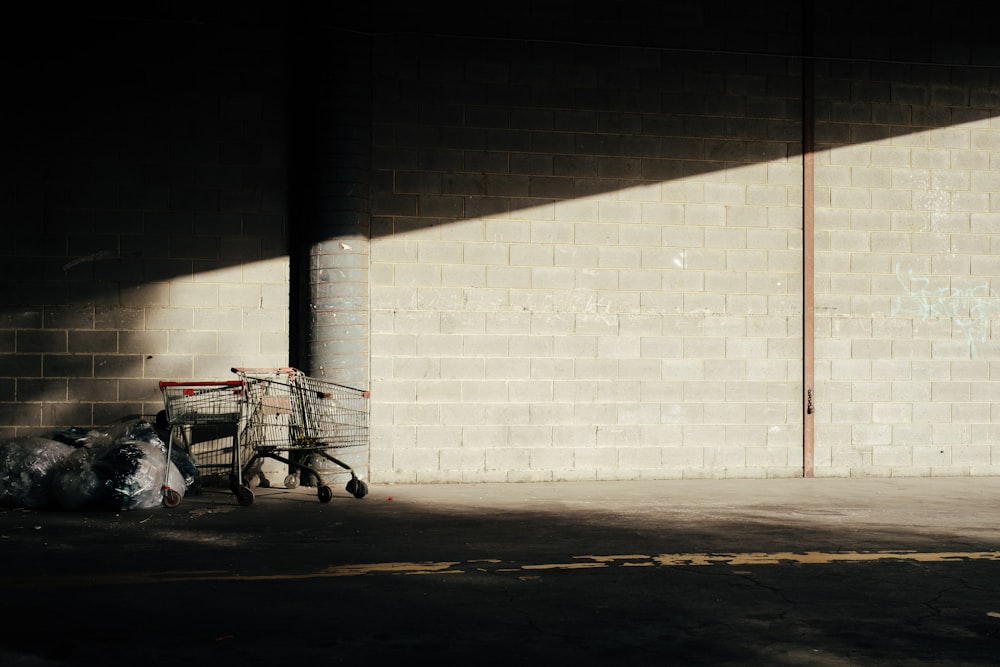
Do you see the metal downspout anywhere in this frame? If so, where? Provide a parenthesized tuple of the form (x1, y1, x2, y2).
(802, 3, 815, 478)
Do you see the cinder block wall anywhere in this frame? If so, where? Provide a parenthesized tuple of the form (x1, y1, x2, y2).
(365, 3, 1000, 483)
(367, 11, 807, 482)
(811, 17, 1000, 476)
(0, 9, 290, 439)
(5, 3, 1000, 484)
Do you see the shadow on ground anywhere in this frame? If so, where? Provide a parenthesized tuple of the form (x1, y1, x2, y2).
(2, 478, 999, 666)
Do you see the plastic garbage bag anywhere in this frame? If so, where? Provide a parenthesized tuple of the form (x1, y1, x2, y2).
(51, 419, 197, 511)
(51, 445, 104, 511)
(119, 419, 199, 492)
(88, 439, 187, 511)
(2, 419, 200, 511)
(51, 426, 112, 449)
(0, 436, 74, 509)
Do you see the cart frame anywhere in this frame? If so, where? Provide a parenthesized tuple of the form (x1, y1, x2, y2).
(231, 367, 370, 505)
(157, 380, 244, 507)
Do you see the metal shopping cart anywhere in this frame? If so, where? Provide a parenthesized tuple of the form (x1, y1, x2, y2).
(157, 380, 244, 507)
(231, 367, 370, 505)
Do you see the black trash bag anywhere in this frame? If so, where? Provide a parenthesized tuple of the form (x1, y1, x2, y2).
(119, 419, 199, 492)
(0, 437, 74, 509)
(50, 419, 197, 511)
(87, 439, 187, 511)
(51, 445, 104, 511)
(50, 425, 118, 510)
(51, 426, 111, 449)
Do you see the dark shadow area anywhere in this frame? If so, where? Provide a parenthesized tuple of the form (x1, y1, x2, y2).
(3, 1, 1000, 429)
(5, 2, 998, 270)
(3, 1, 995, 306)
(2, 480, 999, 665)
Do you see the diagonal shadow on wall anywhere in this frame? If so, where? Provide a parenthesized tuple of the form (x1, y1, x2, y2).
(2, 0, 999, 425)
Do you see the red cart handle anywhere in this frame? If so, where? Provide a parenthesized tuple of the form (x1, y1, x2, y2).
(158, 380, 243, 390)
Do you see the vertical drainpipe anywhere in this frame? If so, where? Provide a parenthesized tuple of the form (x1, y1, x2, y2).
(802, 2, 815, 478)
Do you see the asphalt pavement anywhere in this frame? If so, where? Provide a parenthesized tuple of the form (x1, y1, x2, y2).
(3, 476, 1000, 666)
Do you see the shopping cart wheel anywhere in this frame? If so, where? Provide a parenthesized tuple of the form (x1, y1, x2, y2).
(284, 473, 299, 489)
(234, 484, 255, 507)
(346, 478, 368, 499)
(162, 488, 182, 508)
(317, 485, 333, 503)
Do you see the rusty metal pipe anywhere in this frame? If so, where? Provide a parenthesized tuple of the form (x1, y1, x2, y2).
(802, 1, 815, 478)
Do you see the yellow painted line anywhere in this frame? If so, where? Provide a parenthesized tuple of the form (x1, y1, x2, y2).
(650, 551, 1000, 566)
(319, 561, 462, 577)
(521, 562, 606, 570)
(3, 551, 999, 588)
(578, 554, 651, 563)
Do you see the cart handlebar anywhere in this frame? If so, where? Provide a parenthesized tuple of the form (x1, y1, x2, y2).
(158, 380, 243, 390)
(231, 367, 298, 375)
(230, 368, 371, 398)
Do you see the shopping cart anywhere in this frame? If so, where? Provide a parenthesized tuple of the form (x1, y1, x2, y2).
(231, 367, 370, 505)
(158, 380, 244, 507)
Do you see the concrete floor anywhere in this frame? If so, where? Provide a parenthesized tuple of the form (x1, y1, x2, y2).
(3, 476, 1000, 665)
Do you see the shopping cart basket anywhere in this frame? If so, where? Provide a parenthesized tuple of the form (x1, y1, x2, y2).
(231, 367, 370, 505)
(158, 380, 244, 507)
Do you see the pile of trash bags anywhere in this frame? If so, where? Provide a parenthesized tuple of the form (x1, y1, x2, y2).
(0, 419, 199, 511)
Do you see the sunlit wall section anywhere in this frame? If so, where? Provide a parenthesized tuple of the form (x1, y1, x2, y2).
(813, 62, 1000, 476)
(368, 34, 804, 482)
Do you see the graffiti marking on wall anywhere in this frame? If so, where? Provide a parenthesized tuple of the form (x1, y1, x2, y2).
(892, 264, 999, 355)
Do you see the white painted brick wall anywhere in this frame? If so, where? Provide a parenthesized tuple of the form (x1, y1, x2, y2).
(815, 88, 1000, 477)
(364, 29, 1000, 485)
